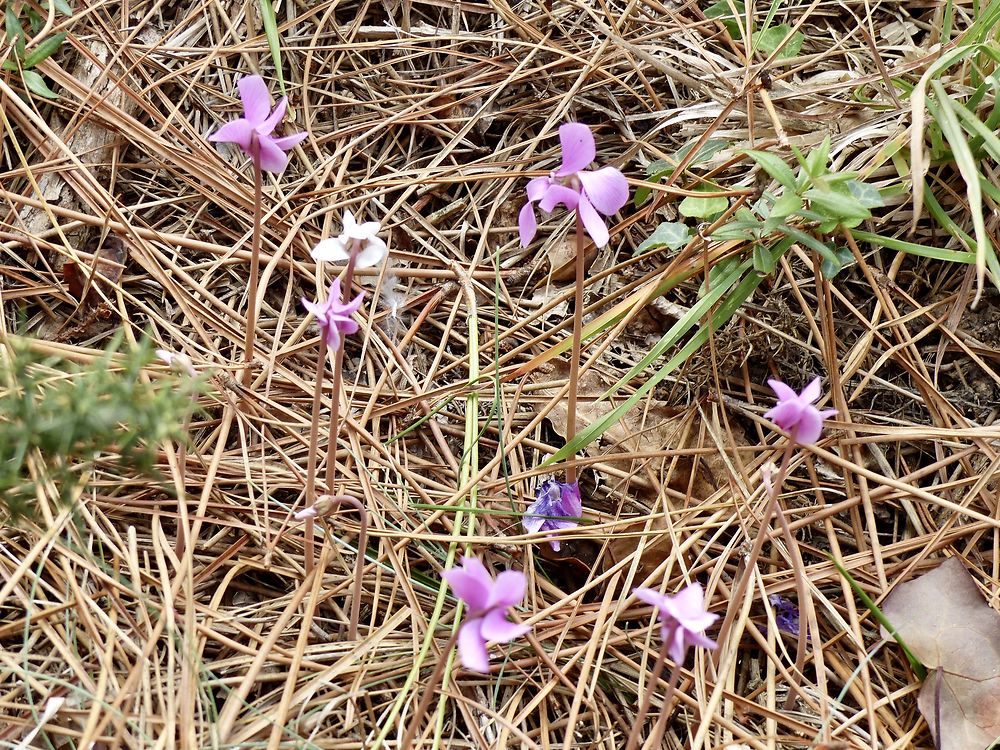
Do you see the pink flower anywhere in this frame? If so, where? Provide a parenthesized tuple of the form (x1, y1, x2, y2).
(764, 377, 837, 445)
(441, 556, 531, 673)
(634, 582, 718, 664)
(523, 479, 582, 551)
(519, 123, 629, 248)
(209, 75, 308, 174)
(301, 278, 365, 351)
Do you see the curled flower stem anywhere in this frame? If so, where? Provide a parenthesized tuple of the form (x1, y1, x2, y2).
(399, 629, 461, 750)
(565, 211, 585, 485)
(242, 132, 263, 386)
(624, 640, 671, 750)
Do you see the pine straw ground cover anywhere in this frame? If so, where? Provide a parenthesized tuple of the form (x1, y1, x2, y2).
(3, 0, 1000, 747)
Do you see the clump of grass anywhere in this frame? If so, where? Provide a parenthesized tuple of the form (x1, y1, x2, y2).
(0, 334, 203, 521)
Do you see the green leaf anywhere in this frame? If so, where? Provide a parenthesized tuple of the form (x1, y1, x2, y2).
(752, 244, 776, 275)
(804, 188, 871, 223)
(22, 69, 59, 99)
(820, 246, 853, 278)
(704, 0, 745, 39)
(804, 136, 832, 179)
(752, 24, 804, 58)
(845, 179, 884, 209)
(745, 149, 797, 191)
(635, 222, 692, 254)
(23, 32, 67, 69)
(676, 137, 729, 168)
(51, 0, 74, 15)
(679, 184, 728, 219)
(258, 0, 286, 95)
(770, 192, 803, 219)
(5, 6, 22, 43)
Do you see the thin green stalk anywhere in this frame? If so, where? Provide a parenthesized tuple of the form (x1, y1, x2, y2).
(565, 212, 585, 485)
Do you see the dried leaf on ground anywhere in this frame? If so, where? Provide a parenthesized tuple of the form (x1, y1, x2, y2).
(880, 557, 1000, 750)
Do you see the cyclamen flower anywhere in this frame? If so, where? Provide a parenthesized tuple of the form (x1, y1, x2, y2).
(519, 122, 629, 248)
(634, 582, 718, 664)
(209, 75, 308, 174)
(311, 209, 388, 268)
(764, 377, 837, 445)
(768, 594, 800, 636)
(301, 278, 365, 351)
(441, 556, 531, 673)
(523, 478, 582, 551)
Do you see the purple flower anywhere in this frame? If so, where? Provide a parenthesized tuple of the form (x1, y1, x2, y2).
(301, 278, 365, 351)
(441, 556, 531, 673)
(768, 594, 800, 636)
(634, 582, 718, 664)
(764, 377, 837, 445)
(519, 123, 629, 248)
(209, 75, 308, 174)
(523, 479, 582, 551)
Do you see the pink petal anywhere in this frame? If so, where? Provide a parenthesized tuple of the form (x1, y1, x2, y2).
(670, 583, 707, 618)
(688, 630, 718, 652)
(480, 608, 530, 643)
(257, 137, 290, 174)
(327, 278, 346, 304)
(441, 558, 491, 611)
(237, 75, 271, 126)
(209, 118, 254, 151)
(556, 122, 596, 176)
(634, 587, 668, 609)
(518, 202, 538, 247)
(301, 297, 323, 318)
(487, 569, 526, 610)
(271, 131, 309, 150)
(578, 167, 629, 215)
(764, 399, 803, 430)
(577, 196, 610, 247)
(526, 176, 551, 202)
(457, 619, 490, 673)
(560, 482, 582, 517)
(793, 409, 824, 445)
(323, 323, 343, 351)
(667, 625, 688, 664)
(767, 379, 798, 403)
(800, 377, 822, 404)
(538, 184, 580, 213)
(257, 96, 288, 136)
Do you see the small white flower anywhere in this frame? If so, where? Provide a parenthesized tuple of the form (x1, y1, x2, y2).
(155, 349, 196, 377)
(311, 209, 388, 268)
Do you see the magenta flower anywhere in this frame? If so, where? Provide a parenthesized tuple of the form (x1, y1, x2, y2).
(519, 123, 629, 248)
(301, 278, 365, 351)
(209, 75, 308, 174)
(764, 377, 837, 445)
(441, 556, 531, 673)
(634, 582, 718, 664)
(523, 479, 582, 551)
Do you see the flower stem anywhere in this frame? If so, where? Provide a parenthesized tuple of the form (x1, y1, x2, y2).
(242, 133, 263, 386)
(565, 211, 586, 485)
(648, 660, 683, 749)
(399, 629, 461, 750)
(303, 336, 327, 577)
(323, 247, 358, 492)
(624, 639, 671, 750)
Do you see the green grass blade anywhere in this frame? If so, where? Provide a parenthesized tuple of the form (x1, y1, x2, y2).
(258, 0, 285, 94)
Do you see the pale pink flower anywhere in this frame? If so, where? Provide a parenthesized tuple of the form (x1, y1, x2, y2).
(634, 582, 718, 664)
(519, 122, 629, 248)
(209, 75, 308, 174)
(441, 556, 530, 673)
(764, 377, 837, 445)
(301, 278, 365, 351)
(311, 209, 388, 268)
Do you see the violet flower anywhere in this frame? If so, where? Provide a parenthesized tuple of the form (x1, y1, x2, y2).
(768, 594, 800, 636)
(764, 377, 837, 445)
(441, 556, 531, 673)
(311, 209, 388, 268)
(519, 122, 629, 248)
(523, 478, 582, 551)
(301, 278, 365, 351)
(209, 75, 308, 174)
(634, 582, 718, 664)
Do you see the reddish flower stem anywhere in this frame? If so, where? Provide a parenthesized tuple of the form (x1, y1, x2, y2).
(399, 629, 462, 750)
(242, 133, 263, 386)
(624, 639, 671, 750)
(565, 212, 586, 485)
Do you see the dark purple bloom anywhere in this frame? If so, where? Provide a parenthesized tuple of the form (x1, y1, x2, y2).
(523, 479, 582, 551)
(768, 594, 800, 636)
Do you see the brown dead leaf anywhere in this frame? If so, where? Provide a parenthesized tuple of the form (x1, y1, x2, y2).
(63, 235, 126, 308)
(881, 558, 1000, 750)
(543, 234, 598, 284)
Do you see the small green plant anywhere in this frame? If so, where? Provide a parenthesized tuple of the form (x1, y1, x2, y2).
(0, 334, 203, 522)
(3, 0, 72, 100)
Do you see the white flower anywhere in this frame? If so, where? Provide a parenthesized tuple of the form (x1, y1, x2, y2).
(311, 209, 388, 269)
(155, 349, 196, 377)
